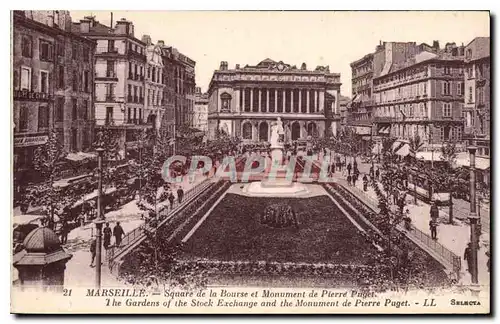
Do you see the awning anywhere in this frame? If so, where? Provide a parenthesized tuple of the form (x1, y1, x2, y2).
(73, 187, 117, 207)
(415, 151, 443, 161)
(456, 156, 490, 170)
(66, 152, 97, 162)
(354, 126, 372, 135)
(378, 126, 390, 134)
(395, 143, 410, 157)
(12, 215, 45, 227)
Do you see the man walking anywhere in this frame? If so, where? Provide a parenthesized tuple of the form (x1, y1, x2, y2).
(113, 222, 124, 247)
(103, 222, 112, 249)
(464, 243, 473, 274)
(89, 238, 96, 267)
(60, 221, 69, 245)
(168, 191, 175, 209)
(347, 162, 352, 176)
(363, 174, 368, 191)
(177, 186, 185, 204)
(429, 219, 438, 240)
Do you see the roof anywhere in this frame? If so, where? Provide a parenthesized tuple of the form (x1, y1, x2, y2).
(22, 227, 61, 253)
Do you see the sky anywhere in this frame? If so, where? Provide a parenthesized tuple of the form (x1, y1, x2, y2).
(72, 11, 489, 97)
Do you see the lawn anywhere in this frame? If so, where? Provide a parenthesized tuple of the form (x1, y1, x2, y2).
(182, 194, 379, 265)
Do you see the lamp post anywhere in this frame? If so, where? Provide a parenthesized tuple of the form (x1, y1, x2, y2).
(370, 123, 375, 170)
(138, 139, 143, 201)
(94, 147, 105, 288)
(467, 143, 479, 285)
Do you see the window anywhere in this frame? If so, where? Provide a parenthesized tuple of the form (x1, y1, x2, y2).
(468, 86, 473, 103)
(18, 106, 28, 131)
(71, 129, 77, 151)
(444, 66, 451, 75)
(55, 97, 64, 122)
(83, 46, 89, 62)
(72, 98, 77, 120)
(467, 67, 473, 78)
(82, 100, 88, 120)
(462, 111, 468, 125)
(106, 106, 113, 125)
(106, 60, 114, 77)
(83, 71, 89, 93)
(108, 40, 115, 52)
(128, 85, 132, 99)
(40, 71, 49, 93)
(443, 103, 452, 117)
(38, 106, 49, 130)
(72, 71, 78, 91)
(478, 88, 484, 104)
(442, 81, 451, 95)
(20, 67, 31, 91)
(57, 65, 64, 88)
(242, 122, 252, 140)
(39, 40, 53, 61)
(458, 82, 464, 96)
(21, 35, 32, 57)
(72, 43, 78, 60)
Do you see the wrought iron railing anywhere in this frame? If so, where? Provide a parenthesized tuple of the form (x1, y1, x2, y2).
(107, 177, 212, 264)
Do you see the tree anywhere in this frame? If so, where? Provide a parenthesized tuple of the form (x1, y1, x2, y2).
(92, 129, 126, 190)
(408, 135, 424, 203)
(23, 130, 93, 229)
(439, 141, 458, 223)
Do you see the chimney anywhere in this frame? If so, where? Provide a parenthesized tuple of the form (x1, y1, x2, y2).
(79, 19, 91, 33)
(157, 40, 165, 47)
(195, 87, 201, 94)
(235, 64, 240, 69)
(432, 40, 440, 50)
(301, 63, 307, 70)
(219, 61, 228, 71)
(110, 12, 113, 29)
(141, 35, 152, 46)
(116, 18, 133, 36)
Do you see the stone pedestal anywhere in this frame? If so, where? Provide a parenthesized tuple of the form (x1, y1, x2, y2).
(270, 145, 284, 167)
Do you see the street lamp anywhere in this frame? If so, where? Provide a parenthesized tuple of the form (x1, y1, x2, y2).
(94, 147, 105, 288)
(467, 143, 479, 285)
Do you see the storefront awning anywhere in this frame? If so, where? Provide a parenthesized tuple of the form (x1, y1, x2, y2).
(395, 143, 410, 157)
(66, 152, 97, 162)
(378, 126, 390, 134)
(354, 126, 372, 135)
(456, 156, 490, 170)
(415, 151, 443, 161)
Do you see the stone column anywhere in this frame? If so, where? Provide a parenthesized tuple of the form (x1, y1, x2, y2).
(242, 88, 246, 111)
(314, 90, 318, 113)
(306, 90, 310, 113)
(298, 89, 302, 113)
(283, 89, 286, 112)
(300, 121, 306, 138)
(266, 89, 270, 112)
(250, 88, 254, 111)
(275, 89, 278, 112)
(319, 90, 325, 113)
(258, 89, 262, 112)
(252, 121, 258, 142)
(291, 90, 294, 112)
(235, 88, 241, 112)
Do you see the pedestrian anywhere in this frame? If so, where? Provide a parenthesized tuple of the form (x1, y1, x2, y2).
(375, 168, 380, 181)
(363, 174, 368, 191)
(464, 243, 473, 274)
(347, 174, 352, 186)
(429, 219, 437, 240)
(352, 173, 358, 187)
(177, 186, 185, 204)
(347, 162, 352, 176)
(103, 222, 112, 249)
(403, 208, 412, 230)
(369, 165, 374, 178)
(60, 221, 69, 245)
(113, 222, 124, 247)
(330, 161, 335, 175)
(430, 201, 439, 221)
(353, 160, 358, 172)
(168, 192, 175, 209)
(89, 238, 96, 267)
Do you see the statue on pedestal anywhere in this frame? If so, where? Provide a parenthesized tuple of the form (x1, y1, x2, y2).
(270, 117, 285, 147)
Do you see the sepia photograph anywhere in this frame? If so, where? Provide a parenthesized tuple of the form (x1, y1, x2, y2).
(10, 10, 490, 314)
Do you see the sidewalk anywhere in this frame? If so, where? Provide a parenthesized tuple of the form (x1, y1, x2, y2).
(63, 171, 209, 287)
(331, 159, 490, 286)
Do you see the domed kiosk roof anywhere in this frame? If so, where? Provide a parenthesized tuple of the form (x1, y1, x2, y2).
(23, 227, 62, 253)
(14, 227, 72, 267)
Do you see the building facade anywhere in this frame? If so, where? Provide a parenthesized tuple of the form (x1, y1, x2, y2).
(13, 10, 96, 185)
(207, 59, 342, 143)
(74, 16, 151, 158)
(143, 35, 166, 132)
(194, 87, 209, 132)
(463, 37, 490, 157)
(372, 42, 466, 148)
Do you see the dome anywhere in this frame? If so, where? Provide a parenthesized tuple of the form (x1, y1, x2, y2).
(22, 227, 62, 253)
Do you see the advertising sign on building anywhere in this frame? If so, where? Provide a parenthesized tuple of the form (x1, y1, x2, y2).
(14, 135, 48, 148)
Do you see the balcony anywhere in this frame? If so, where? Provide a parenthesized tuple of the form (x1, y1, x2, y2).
(14, 90, 53, 102)
(95, 71, 118, 81)
(127, 50, 147, 63)
(373, 116, 396, 123)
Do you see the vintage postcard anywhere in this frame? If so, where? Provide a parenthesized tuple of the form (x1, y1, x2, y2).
(11, 10, 490, 314)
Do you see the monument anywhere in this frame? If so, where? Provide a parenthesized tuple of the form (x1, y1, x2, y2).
(269, 117, 285, 166)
